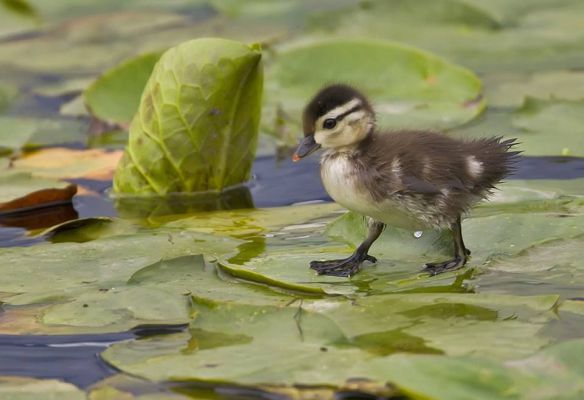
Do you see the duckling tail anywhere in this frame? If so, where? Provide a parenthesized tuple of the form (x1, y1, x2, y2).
(468, 136, 521, 192)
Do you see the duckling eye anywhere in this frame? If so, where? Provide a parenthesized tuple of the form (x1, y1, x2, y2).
(323, 118, 337, 130)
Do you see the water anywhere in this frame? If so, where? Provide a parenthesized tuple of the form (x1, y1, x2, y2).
(0, 325, 186, 388)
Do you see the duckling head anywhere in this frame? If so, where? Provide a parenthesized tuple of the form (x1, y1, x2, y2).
(293, 84, 374, 161)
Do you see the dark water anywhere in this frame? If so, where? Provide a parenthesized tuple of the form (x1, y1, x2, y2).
(0, 325, 186, 388)
(0, 153, 584, 390)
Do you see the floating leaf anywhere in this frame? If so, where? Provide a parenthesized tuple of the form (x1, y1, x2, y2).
(102, 293, 557, 387)
(511, 98, 584, 157)
(84, 52, 162, 124)
(266, 38, 484, 137)
(113, 38, 263, 195)
(0, 117, 89, 154)
(369, 339, 584, 400)
(0, 83, 17, 113)
(0, 172, 76, 214)
(308, 0, 584, 73)
(40, 217, 137, 243)
(0, 376, 85, 400)
(102, 301, 372, 386)
(11, 147, 123, 180)
(486, 70, 584, 107)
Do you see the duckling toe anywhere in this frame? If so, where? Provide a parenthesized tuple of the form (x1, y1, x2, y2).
(423, 257, 466, 276)
(309, 257, 361, 277)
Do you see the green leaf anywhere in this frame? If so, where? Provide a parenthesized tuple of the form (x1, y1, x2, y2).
(0, 376, 85, 400)
(0, 230, 238, 300)
(0, 116, 89, 153)
(370, 339, 584, 400)
(0, 117, 38, 152)
(113, 38, 263, 195)
(308, 0, 584, 74)
(0, 83, 17, 114)
(486, 70, 584, 108)
(101, 301, 373, 386)
(101, 293, 558, 387)
(84, 52, 162, 124)
(511, 98, 584, 157)
(265, 38, 484, 137)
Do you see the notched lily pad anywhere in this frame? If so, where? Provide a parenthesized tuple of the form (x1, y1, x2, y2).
(266, 38, 484, 138)
(511, 97, 584, 157)
(84, 52, 162, 124)
(11, 147, 123, 180)
(0, 376, 84, 400)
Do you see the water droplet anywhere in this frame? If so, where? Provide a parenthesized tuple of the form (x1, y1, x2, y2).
(414, 231, 423, 238)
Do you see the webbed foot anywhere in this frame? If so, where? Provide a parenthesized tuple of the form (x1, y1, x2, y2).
(423, 256, 467, 276)
(310, 254, 377, 277)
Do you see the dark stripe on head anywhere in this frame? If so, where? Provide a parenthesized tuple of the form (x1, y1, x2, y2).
(335, 104, 363, 122)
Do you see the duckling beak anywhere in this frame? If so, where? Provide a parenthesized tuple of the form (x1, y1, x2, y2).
(292, 135, 320, 162)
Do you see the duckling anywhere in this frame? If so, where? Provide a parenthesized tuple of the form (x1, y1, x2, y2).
(292, 84, 519, 277)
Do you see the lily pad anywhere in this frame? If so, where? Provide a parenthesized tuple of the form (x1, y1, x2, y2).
(486, 70, 584, 108)
(215, 204, 584, 296)
(11, 147, 123, 180)
(0, 117, 90, 154)
(102, 293, 558, 386)
(369, 338, 584, 400)
(0, 172, 77, 214)
(0, 230, 239, 301)
(511, 98, 584, 157)
(266, 38, 484, 137)
(309, 0, 584, 73)
(84, 52, 162, 124)
(0, 83, 17, 113)
(101, 301, 373, 386)
(0, 376, 85, 400)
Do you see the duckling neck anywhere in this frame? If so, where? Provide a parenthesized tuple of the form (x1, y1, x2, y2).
(321, 130, 375, 158)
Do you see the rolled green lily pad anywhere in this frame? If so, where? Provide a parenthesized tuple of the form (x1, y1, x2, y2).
(511, 97, 584, 157)
(266, 38, 484, 138)
(113, 38, 263, 195)
(84, 52, 162, 124)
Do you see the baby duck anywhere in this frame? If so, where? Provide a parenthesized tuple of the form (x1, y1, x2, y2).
(293, 84, 519, 277)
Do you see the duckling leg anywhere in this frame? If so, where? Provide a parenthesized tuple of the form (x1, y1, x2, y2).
(310, 220, 385, 277)
(423, 216, 469, 276)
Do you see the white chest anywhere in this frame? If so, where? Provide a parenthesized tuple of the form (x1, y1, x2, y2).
(320, 154, 426, 230)
(320, 155, 371, 213)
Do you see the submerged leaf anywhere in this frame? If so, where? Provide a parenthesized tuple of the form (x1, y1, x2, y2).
(113, 38, 263, 195)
